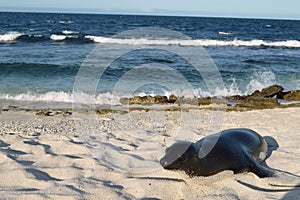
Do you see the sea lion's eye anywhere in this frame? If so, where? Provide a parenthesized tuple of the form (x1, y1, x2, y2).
(178, 154, 188, 163)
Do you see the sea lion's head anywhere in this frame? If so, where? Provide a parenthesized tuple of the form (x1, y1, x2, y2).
(160, 141, 200, 176)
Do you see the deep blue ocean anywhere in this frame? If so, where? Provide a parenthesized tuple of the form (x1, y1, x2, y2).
(0, 12, 299, 105)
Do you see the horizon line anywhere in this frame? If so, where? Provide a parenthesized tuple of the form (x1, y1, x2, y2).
(0, 8, 300, 21)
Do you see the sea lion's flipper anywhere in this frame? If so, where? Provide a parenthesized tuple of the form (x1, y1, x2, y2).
(251, 163, 274, 178)
(246, 153, 274, 178)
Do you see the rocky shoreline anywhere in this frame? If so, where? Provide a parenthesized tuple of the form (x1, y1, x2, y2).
(119, 84, 300, 110)
(1, 85, 300, 116)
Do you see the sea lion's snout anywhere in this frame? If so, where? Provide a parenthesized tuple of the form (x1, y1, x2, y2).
(160, 157, 169, 168)
(160, 141, 193, 170)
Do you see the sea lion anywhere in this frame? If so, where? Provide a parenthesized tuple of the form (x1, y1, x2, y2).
(160, 128, 277, 178)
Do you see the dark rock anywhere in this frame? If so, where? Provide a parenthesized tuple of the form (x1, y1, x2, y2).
(46, 111, 56, 116)
(247, 90, 263, 98)
(164, 107, 182, 112)
(226, 95, 246, 101)
(280, 90, 300, 101)
(143, 96, 155, 104)
(119, 98, 131, 105)
(132, 96, 144, 104)
(35, 109, 72, 116)
(235, 98, 279, 109)
(198, 97, 226, 106)
(62, 110, 72, 116)
(96, 108, 113, 115)
(130, 96, 155, 105)
(154, 96, 168, 104)
(2, 105, 10, 111)
(36, 111, 47, 116)
(129, 107, 150, 112)
(247, 85, 284, 99)
(36, 110, 56, 116)
(261, 85, 284, 98)
(19, 106, 32, 112)
(120, 95, 169, 105)
(276, 91, 290, 99)
(55, 111, 63, 115)
(168, 95, 178, 104)
(198, 97, 211, 105)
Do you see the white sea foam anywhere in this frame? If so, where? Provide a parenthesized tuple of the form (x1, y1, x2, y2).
(0, 32, 22, 41)
(85, 35, 300, 48)
(62, 30, 79, 35)
(0, 79, 277, 105)
(50, 34, 67, 41)
(0, 90, 202, 105)
(59, 20, 74, 24)
(1, 92, 73, 103)
(246, 71, 276, 93)
(1, 31, 299, 48)
(218, 31, 232, 35)
(0, 91, 123, 105)
(0, 70, 280, 105)
(50, 34, 77, 41)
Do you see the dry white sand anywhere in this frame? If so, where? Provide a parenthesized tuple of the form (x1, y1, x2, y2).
(0, 107, 299, 199)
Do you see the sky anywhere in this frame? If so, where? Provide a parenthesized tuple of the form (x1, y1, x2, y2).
(0, 0, 300, 19)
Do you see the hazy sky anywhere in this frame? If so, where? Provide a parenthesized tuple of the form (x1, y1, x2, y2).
(1, 0, 299, 19)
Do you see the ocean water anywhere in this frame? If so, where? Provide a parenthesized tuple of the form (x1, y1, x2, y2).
(0, 12, 300, 105)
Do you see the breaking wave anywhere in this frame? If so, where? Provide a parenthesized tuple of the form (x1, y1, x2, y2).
(0, 71, 280, 105)
(85, 36, 300, 48)
(1, 31, 300, 48)
(0, 32, 22, 41)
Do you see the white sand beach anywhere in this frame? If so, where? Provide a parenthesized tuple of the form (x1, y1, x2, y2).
(0, 107, 300, 199)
